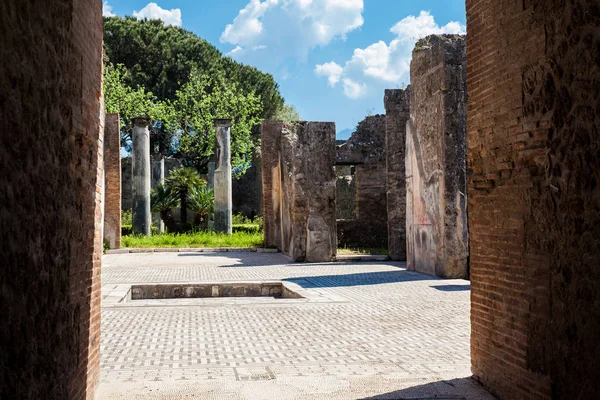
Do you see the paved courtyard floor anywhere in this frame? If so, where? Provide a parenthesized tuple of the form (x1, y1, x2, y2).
(96, 251, 494, 400)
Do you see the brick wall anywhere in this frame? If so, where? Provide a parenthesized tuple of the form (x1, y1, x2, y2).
(407, 35, 469, 279)
(0, 0, 103, 399)
(104, 113, 121, 248)
(467, 0, 600, 398)
(385, 89, 410, 261)
(262, 121, 337, 262)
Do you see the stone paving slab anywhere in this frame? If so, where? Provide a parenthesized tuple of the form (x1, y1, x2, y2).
(96, 252, 493, 400)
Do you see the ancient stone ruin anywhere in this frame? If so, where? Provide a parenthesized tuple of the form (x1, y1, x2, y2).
(336, 115, 388, 249)
(384, 88, 410, 261)
(131, 117, 152, 236)
(103, 113, 122, 249)
(3, 1, 599, 398)
(262, 121, 337, 262)
(405, 35, 469, 279)
(213, 119, 233, 234)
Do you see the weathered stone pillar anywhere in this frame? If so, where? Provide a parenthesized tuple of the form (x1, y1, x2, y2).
(385, 89, 410, 261)
(406, 35, 468, 278)
(132, 117, 152, 236)
(262, 121, 337, 262)
(104, 113, 122, 248)
(213, 119, 233, 234)
(207, 161, 215, 230)
(151, 156, 165, 233)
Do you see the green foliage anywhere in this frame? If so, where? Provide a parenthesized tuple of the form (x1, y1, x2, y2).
(165, 167, 205, 229)
(172, 70, 262, 174)
(188, 184, 214, 217)
(122, 210, 133, 226)
(102, 16, 283, 119)
(151, 185, 179, 213)
(122, 231, 264, 248)
(232, 213, 253, 225)
(273, 104, 301, 123)
(232, 224, 262, 234)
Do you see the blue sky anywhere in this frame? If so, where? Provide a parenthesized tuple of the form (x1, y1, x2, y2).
(103, 1, 466, 139)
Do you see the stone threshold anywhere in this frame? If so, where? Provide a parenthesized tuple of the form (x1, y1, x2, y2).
(334, 254, 389, 262)
(106, 247, 279, 254)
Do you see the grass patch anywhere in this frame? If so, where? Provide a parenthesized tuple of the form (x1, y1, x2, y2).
(122, 231, 264, 248)
(337, 247, 388, 256)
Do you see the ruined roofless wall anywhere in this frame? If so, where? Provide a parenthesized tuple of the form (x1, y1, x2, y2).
(467, 0, 600, 398)
(104, 113, 121, 249)
(385, 89, 410, 261)
(262, 121, 337, 262)
(0, 0, 104, 398)
(336, 115, 388, 248)
(406, 34, 469, 279)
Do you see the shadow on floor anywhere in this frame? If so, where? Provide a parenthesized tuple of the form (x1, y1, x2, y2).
(284, 270, 440, 288)
(359, 377, 496, 400)
(430, 284, 471, 292)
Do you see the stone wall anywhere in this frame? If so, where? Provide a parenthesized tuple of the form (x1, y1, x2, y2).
(232, 158, 262, 219)
(262, 121, 337, 262)
(336, 115, 388, 248)
(406, 35, 469, 279)
(467, 0, 600, 399)
(384, 89, 410, 261)
(104, 113, 121, 248)
(122, 157, 182, 211)
(335, 165, 356, 220)
(0, 0, 103, 398)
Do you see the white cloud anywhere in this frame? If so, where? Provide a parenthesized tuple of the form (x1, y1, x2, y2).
(103, 1, 115, 17)
(390, 11, 464, 41)
(133, 2, 182, 27)
(226, 44, 268, 57)
(342, 78, 367, 99)
(227, 46, 245, 57)
(315, 62, 344, 87)
(221, 0, 364, 58)
(315, 11, 465, 98)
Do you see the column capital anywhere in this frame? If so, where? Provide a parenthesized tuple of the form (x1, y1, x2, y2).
(213, 118, 232, 128)
(132, 116, 152, 127)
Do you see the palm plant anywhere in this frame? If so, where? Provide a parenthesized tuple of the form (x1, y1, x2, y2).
(165, 167, 204, 230)
(188, 184, 214, 228)
(150, 184, 179, 233)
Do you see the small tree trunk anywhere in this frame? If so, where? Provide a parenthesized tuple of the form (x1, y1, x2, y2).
(160, 210, 177, 233)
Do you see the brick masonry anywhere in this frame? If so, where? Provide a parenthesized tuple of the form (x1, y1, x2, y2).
(0, 1, 103, 399)
(406, 35, 469, 279)
(467, 0, 600, 399)
(336, 116, 388, 249)
(385, 89, 410, 261)
(262, 121, 337, 262)
(104, 113, 121, 249)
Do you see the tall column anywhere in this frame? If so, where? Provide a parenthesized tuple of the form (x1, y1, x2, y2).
(213, 119, 232, 234)
(104, 113, 122, 248)
(207, 161, 215, 230)
(151, 156, 165, 233)
(132, 117, 151, 236)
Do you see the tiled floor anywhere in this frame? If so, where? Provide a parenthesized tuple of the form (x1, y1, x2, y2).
(96, 252, 494, 399)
